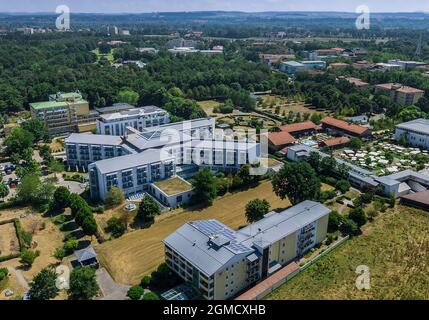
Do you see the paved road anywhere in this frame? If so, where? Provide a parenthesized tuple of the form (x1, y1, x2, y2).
(96, 268, 130, 300)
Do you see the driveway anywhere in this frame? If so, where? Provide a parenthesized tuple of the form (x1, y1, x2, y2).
(96, 268, 130, 300)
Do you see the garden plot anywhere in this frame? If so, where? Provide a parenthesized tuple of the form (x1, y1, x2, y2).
(338, 142, 429, 176)
(0, 222, 19, 257)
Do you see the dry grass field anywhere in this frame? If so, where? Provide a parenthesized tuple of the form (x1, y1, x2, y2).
(0, 223, 19, 257)
(197, 100, 223, 117)
(267, 205, 429, 300)
(96, 180, 291, 284)
(258, 94, 329, 116)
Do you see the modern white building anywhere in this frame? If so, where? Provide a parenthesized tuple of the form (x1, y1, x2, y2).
(163, 200, 330, 300)
(96, 106, 170, 136)
(395, 118, 429, 149)
(88, 149, 175, 201)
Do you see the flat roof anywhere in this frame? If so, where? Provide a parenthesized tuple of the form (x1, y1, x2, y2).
(96, 103, 136, 114)
(65, 133, 123, 146)
(154, 176, 193, 196)
(30, 101, 67, 110)
(99, 105, 166, 121)
(92, 148, 174, 174)
(396, 118, 429, 135)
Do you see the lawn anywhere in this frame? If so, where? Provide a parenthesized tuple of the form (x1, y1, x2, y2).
(91, 48, 114, 63)
(96, 180, 291, 284)
(216, 113, 280, 130)
(257, 94, 330, 117)
(197, 100, 224, 117)
(153, 177, 193, 196)
(266, 205, 429, 300)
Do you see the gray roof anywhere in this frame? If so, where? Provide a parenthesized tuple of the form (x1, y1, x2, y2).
(65, 133, 123, 146)
(163, 200, 330, 276)
(375, 169, 429, 187)
(91, 149, 174, 174)
(99, 105, 167, 121)
(96, 103, 135, 114)
(141, 118, 215, 135)
(396, 118, 429, 136)
(282, 61, 304, 67)
(75, 247, 97, 262)
(237, 201, 330, 249)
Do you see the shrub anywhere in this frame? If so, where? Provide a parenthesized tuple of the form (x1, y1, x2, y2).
(143, 292, 159, 300)
(367, 210, 379, 222)
(349, 207, 367, 227)
(53, 247, 66, 261)
(140, 275, 151, 288)
(0, 267, 9, 281)
(360, 192, 374, 204)
(340, 219, 359, 236)
(127, 285, 144, 300)
(20, 250, 40, 267)
(105, 187, 125, 207)
(63, 239, 79, 254)
(328, 211, 343, 232)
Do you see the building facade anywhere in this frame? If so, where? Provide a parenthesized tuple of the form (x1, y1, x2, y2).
(395, 118, 429, 149)
(96, 106, 170, 136)
(163, 200, 330, 300)
(375, 83, 424, 105)
(30, 91, 98, 136)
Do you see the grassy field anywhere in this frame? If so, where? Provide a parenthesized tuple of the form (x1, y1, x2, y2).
(91, 48, 114, 63)
(258, 94, 330, 117)
(96, 180, 291, 284)
(267, 205, 429, 300)
(197, 100, 223, 117)
(0, 223, 19, 257)
(216, 113, 280, 130)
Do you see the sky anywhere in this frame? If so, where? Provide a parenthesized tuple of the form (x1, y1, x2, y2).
(1, 0, 429, 13)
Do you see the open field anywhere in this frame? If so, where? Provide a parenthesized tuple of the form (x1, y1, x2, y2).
(258, 95, 330, 117)
(197, 100, 224, 117)
(96, 180, 291, 284)
(91, 48, 114, 63)
(267, 205, 429, 300)
(216, 113, 280, 130)
(0, 223, 19, 257)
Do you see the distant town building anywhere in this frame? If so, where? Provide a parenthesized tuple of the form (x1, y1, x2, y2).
(168, 47, 223, 56)
(167, 38, 198, 49)
(279, 60, 326, 74)
(352, 60, 374, 70)
(137, 47, 159, 54)
(374, 63, 402, 72)
(375, 83, 424, 105)
(340, 77, 370, 88)
(120, 29, 130, 36)
(163, 200, 330, 300)
(387, 59, 426, 71)
(259, 54, 295, 65)
(328, 62, 349, 70)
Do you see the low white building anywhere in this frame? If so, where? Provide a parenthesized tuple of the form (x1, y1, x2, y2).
(149, 176, 194, 208)
(395, 118, 429, 149)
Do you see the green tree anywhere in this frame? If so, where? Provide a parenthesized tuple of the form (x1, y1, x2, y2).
(4, 126, 34, 157)
(63, 239, 79, 254)
(127, 285, 144, 300)
(347, 137, 363, 150)
(191, 168, 217, 206)
(69, 194, 89, 217)
(341, 219, 359, 236)
(17, 174, 40, 204)
(81, 216, 98, 237)
(106, 217, 126, 238)
(21, 118, 48, 142)
(237, 165, 258, 186)
(117, 89, 139, 106)
(349, 207, 367, 227)
(335, 180, 351, 194)
(328, 210, 344, 232)
(136, 196, 161, 224)
(0, 183, 9, 198)
(28, 268, 59, 300)
(68, 267, 99, 300)
(140, 275, 151, 288)
(272, 162, 321, 205)
(105, 187, 125, 207)
(52, 187, 71, 211)
(53, 247, 66, 261)
(245, 199, 270, 223)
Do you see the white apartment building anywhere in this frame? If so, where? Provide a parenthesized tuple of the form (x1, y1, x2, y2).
(96, 106, 170, 136)
(88, 149, 175, 201)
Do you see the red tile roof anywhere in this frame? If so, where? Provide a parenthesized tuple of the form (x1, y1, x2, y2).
(268, 131, 296, 146)
(280, 121, 317, 133)
(322, 136, 350, 147)
(345, 77, 370, 87)
(321, 117, 370, 136)
(376, 83, 424, 94)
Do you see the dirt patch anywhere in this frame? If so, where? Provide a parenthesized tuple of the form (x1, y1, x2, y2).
(0, 223, 20, 257)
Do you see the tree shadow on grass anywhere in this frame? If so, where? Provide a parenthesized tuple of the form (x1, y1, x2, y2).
(60, 221, 80, 232)
(77, 240, 91, 250)
(69, 229, 85, 240)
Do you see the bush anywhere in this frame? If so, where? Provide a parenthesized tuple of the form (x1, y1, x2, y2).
(367, 210, 379, 222)
(20, 250, 40, 267)
(360, 192, 374, 204)
(63, 239, 79, 254)
(143, 292, 159, 300)
(92, 205, 105, 214)
(140, 275, 151, 288)
(328, 211, 344, 232)
(318, 190, 336, 203)
(127, 285, 144, 300)
(106, 217, 126, 238)
(0, 267, 8, 281)
(53, 247, 66, 261)
(150, 263, 180, 290)
(341, 219, 359, 236)
(349, 207, 367, 227)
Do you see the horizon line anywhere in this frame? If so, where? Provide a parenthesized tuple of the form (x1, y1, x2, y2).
(0, 10, 428, 15)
